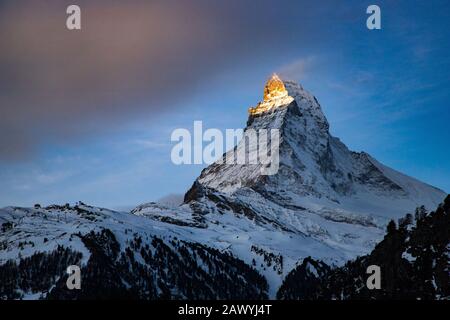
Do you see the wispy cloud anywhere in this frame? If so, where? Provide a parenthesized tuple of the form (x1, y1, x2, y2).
(276, 56, 316, 81)
(133, 139, 169, 150)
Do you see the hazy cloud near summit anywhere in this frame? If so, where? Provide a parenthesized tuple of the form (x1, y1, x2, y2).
(0, 0, 346, 160)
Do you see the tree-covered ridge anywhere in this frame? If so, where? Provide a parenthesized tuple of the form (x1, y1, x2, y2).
(0, 246, 82, 299)
(278, 195, 450, 300)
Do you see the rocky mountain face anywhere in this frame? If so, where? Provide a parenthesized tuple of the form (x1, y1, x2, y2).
(0, 75, 447, 299)
(190, 74, 445, 219)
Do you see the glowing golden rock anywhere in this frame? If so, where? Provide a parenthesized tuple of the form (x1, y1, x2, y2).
(263, 74, 287, 101)
(248, 74, 290, 115)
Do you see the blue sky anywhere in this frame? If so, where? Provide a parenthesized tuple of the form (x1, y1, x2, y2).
(0, 0, 449, 208)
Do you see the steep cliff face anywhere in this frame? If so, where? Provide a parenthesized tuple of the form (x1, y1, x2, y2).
(192, 75, 445, 220)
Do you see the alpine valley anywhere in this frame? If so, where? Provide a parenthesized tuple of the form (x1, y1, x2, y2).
(0, 75, 448, 300)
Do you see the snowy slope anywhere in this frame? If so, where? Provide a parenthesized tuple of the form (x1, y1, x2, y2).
(0, 202, 371, 298)
(0, 203, 271, 299)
